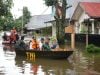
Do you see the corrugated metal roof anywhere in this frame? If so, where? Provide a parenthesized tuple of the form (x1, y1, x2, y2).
(25, 14, 54, 30)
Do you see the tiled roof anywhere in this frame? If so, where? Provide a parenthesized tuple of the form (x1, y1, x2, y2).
(80, 2, 100, 18)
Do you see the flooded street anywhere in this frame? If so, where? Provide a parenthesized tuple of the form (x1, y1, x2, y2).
(0, 36, 100, 75)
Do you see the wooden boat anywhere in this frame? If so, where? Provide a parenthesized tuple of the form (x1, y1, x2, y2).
(15, 49, 73, 59)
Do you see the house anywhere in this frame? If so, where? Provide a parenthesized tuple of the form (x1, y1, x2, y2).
(25, 14, 55, 36)
(65, 0, 100, 34)
(66, 2, 100, 34)
(65, 2, 100, 46)
(67, 0, 100, 19)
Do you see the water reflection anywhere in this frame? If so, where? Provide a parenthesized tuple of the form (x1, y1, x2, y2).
(15, 55, 73, 75)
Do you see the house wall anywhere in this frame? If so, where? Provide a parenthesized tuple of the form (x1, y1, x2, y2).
(75, 12, 100, 34)
(52, 23, 56, 37)
(75, 12, 90, 33)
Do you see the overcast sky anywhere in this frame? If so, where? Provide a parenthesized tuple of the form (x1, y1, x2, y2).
(11, 0, 51, 18)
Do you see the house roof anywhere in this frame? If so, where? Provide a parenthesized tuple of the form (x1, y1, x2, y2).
(72, 2, 100, 20)
(80, 2, 100, 18)
(25, 14, 54, 30)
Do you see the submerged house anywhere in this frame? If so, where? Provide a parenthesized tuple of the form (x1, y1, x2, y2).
(25, 14, 54, 36)
(71, 2, 100, 34)
(65, 2, 100, 46)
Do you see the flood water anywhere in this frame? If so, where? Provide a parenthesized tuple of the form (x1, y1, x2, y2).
(0, 36, 100, 75)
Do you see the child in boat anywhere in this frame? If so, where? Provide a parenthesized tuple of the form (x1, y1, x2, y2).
(42, 37, 51, 51)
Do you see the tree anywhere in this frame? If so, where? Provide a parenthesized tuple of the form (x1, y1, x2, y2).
(0, 0, 13, 30)
(0, 12, 14, 31)
(13, 17, 23, 32)
(23, 7, 31, 26)
(44, 0, 67, 45)
(0, 0, 13, 16)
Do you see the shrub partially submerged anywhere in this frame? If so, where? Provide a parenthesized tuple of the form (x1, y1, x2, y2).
(86, 44, 100, 53)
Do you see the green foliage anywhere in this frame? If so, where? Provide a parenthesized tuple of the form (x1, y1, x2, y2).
(11, 7, 31, 32)
(13, 17, 22, 31)
(23, 7, 31, 25)
(0, 0, 13, 16)
(86, 44, 100, 53)
(41, 27, 52, 36)
(0, 12, 14, 30)
(80, 25, 86, 33)
(0, 0, 13, 31)
(44, 0, 67, 45)
(44, 0, 57, 6)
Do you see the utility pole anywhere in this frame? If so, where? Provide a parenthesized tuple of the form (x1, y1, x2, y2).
(18, 8, 23, 35)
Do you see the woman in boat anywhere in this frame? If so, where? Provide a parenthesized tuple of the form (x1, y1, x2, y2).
(42, 37, 51, 51)
(30, 36, 39, 50)
(39, 38, 44, 51)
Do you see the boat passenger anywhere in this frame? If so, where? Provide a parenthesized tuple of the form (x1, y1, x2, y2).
(10, 27, 17, 43)
(39, 38, 44, 51)
(51, 39, 59, 49)
(15, 36, 28, 50)
(42, 38, 51, 51)
(2, 32, 7, 41)
(30, 37, 39, 50)
(12, 27, 17, 34)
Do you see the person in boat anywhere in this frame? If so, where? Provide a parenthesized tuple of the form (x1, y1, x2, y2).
(10, 30, 16, 43)
(51, 39, 59, 49)
(15, 36, 28, 50)
(29, 36, 39, 50)
(39, 38, 44, 51)
(42, 37, 51, 51)
(2, 32, 11, 43)
(2, 32, 8, 41)
(12, 27, 17, 34)
(10, 27, 18, 43)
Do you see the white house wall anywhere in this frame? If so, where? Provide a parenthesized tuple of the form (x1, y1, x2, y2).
(75, 12, 90, 33)
(52, 23, 56, 37)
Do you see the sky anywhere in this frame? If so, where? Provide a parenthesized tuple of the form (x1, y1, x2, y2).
(11, 0, 51, 18)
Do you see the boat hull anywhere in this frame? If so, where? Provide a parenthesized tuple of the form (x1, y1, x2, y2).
(15, 50, 73, 59)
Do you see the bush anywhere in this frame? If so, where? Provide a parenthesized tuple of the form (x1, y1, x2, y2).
(86, 44, 100, 53)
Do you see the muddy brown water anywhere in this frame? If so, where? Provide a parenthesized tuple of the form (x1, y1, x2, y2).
(0, 38, 100, 75)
